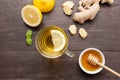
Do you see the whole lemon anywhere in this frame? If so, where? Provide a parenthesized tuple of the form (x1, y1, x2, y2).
(33, 0, 55, 13)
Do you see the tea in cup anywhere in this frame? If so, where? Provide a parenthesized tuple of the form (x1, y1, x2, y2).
(35, 25, 74, 58)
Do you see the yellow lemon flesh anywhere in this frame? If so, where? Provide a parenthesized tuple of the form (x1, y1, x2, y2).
(21, 5, 42, 27)
(33, 0, 55, 13)
(50, 30, 66, 52)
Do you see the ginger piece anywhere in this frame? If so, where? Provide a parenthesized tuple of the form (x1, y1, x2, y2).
(79, 28, 88, 39)
(62, 1, 75, 9)
(73, 2, 100, 24)
(63, 6, 72, 15)
(101, 0, 114, 5)
(62, 1, 74, 15)
(79, 0, 114, 6)
(69, 25, 77, 35)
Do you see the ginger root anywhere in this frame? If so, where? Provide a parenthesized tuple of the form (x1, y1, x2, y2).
(79, 0, 100, 7)
(73, 0, 114, 24)
(79, 0, 113, 6)
(73, 2, 100, 24)
(101, 0, 114, 5)
(62, 1, 74, 15)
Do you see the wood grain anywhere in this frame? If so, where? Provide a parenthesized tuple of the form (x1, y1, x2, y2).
(0, 0, 120, 80)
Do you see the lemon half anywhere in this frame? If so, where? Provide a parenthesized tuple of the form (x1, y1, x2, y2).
(51, 30, 66, 52)
(33, 0, 55, 13)
(21, 5, 42, 27)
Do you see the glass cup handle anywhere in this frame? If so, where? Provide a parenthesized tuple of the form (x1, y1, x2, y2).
(64, 49, 75, 58)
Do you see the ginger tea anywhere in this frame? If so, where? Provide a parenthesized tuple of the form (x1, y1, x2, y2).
(35, 26, 68, 58)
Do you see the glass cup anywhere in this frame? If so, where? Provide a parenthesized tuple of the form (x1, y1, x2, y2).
(35, 25, 74, 59)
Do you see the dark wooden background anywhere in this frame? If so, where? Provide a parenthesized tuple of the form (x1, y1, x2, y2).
(0, 0, 120, 80)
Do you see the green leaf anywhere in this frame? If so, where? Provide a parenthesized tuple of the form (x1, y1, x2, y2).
(26, 29, 32, 38)
(26, 38, 32, 46)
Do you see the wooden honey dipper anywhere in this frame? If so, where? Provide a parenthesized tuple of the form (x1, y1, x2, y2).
(87, 54, 120, 77)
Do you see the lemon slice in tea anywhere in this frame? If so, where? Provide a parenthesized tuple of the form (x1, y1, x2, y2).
(51, 30, 66, 52)
(21, 5, 42, 27)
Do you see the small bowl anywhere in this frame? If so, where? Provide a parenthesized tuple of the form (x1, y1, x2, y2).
(78, 48, 105, 74)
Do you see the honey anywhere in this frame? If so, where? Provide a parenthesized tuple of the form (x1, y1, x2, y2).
(81, 50, 102, 71)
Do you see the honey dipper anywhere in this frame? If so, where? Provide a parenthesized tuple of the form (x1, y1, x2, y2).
(87, 54, 120, 77)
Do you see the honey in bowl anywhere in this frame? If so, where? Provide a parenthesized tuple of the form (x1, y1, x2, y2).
(79, 48, 105, 74)
(81, 50, 102, 71)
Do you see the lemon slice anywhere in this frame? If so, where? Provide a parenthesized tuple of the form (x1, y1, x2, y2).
(21, 5, 42, 27)
(33, 0, 55, 13)
(51, 30, 66, 52)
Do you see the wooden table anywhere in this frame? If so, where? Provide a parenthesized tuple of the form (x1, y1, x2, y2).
(0, 0, 120, 80)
